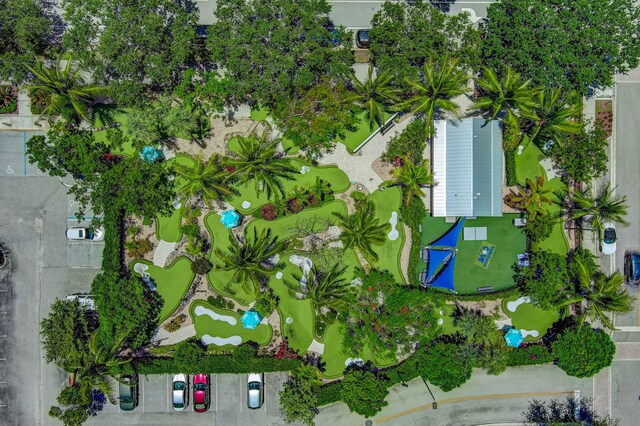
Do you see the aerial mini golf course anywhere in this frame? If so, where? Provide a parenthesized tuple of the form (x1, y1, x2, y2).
(501, 295, 559, 341)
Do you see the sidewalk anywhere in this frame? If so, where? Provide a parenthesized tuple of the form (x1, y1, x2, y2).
(0, 89, 47, 131)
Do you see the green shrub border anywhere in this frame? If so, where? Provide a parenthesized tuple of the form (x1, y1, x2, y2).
(0, 85, 18, 114)
(505, 148, 517, 187)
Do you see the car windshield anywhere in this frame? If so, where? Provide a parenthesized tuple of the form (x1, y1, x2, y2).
(248, 382, 260, 391)
(120, 396, 132, 402)
(174, 382, 185, 391)
(195, 383, 206, 391)
(604, 228, 616, 243)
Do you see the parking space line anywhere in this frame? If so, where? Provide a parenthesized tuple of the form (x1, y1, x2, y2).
(141, 375, 145, 413)
(167, 375, 171, 413)
(23, 131, 26, 176)
(239, 376, 243, 412)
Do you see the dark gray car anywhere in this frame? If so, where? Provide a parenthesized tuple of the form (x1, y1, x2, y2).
(119, 375, 138, 411)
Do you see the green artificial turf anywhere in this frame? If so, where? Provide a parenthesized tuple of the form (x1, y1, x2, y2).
(131, 257, 195, 322)
(515, 142, 545, 185)
(501, 295, 560, 341)
(226, 157, 351, 215)
(93, 110, 137, 156)
(338, 111, 393, 153)
(420, 214, 527, 294)
(203, 212, 257, 306)
(367, 187, 406, 283)
(190, 300, 272, 348)
(155, 155, 195, 243)
(537, 177, 570, 255)
(439, 304, 458, 335)
(246, 200, 348, 241)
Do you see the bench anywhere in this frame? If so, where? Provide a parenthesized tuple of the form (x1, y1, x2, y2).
(477, 286, 494, 294)
(380, 119, 395, 135)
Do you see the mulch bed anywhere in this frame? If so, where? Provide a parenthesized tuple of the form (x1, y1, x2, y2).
(595, 99, 613, 138)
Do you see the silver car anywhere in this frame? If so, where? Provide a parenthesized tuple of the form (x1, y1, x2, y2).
(65, 226, 104, 241)
(247, 373, 264, 409)
(172, 374, 189, 411)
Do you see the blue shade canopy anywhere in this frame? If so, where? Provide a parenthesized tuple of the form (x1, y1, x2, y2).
(139, 146, 160, 163)
(504, 328, 524, 348)
(240, 309, 263, 330)
(220, 210, 241, 229)
(428, 218, 466, 248)
(426, 249, 452, 282)
(428, 253, 456, 291)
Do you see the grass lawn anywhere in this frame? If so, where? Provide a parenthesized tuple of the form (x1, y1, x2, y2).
(501, 295, 560, 341)
(131, 257, 195, 322)
(338, 111, 392, 153)
(203, 212, 257, 306)
(246, 200, 348, 241)
(226, 157, 350, 215)
(93, 110, 137, 156)
(367, 187, 406, 283)
(189, 300, 272, 349)
(421, 214, 526, 294)
(269, 256, 316, 353)
(155, 155, 195, 243)
(515, 142, 545, 185)
(538, 177, 570, 255)
(440, 304, 458, 335)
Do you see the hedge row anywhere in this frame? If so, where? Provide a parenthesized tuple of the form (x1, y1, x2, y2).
(400, 197, 426, 286)
(505, 148, 517, 187)
(441, 285, 521, 302)
(100, 207, 127, 277)
(506, 344, 554, 366)
(116, 355, 301, 375)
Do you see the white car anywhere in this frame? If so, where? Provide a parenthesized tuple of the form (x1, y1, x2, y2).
(247, 373, 264, 409)
(66, 226, 104, 241)
(172, 374, 189, 411)
(601, 224, 617, 255)
(66, 294, 96, 310)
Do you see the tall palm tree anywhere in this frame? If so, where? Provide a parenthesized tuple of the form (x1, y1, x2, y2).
(568, 183, 629, 239)
(388, 157, 434, 206)
(25, 58, 108, 125)
(285, 264, 350, 315)
(215, 228, 285, 295)
(229, 131, 297, 200)
(349, 63, 401, 130)
(503, 176, 555, 220)
(455, 310, 501, 347)
(333, 200, 388, 263)
(396, 57, 469, 137)
(471, 66, 541, 128)
(311, 176, 332, 201)
(173, 153, 237, 206)
(570, 258, 633, 330)
(527, 88, 581, 145)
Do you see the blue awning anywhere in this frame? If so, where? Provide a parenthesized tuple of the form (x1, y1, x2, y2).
(427, 218, 465, 248)
(426, 249, 452, 281)
(428, 253, 456, 292)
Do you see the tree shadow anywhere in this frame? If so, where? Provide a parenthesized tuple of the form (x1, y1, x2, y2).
(428, 0, 457, 13)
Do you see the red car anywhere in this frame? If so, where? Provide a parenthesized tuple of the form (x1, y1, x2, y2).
(193, 374, 210, 413)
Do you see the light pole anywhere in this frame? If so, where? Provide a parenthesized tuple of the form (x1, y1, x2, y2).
(415, 363, 438, 409)
(396, 370, 409, 387)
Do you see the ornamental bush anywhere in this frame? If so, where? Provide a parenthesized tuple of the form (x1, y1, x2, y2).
(552, 326, 615, 378)
(259, 204, 277, 221)
(191, 257, 213, 275)
(340, 369, 389, 418)
(418, 342, 472, 392)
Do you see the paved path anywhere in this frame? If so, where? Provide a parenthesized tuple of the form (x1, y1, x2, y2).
(152, 240, 176, 267)
(318, 116, 413, 192)
(0, 90, 46, 131)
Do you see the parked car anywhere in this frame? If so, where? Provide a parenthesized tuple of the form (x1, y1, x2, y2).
(119, 375, 138, 411)
(624, 250, 640, 284)
(193, 374, 210, 413)
(66, 226, 104, 242)
(355, 29, 370, 48)
(172, 374, 189, 411)
(247, 373, 264, 409)
(65, 293, 96, 310)
(600, 224, 617, 255)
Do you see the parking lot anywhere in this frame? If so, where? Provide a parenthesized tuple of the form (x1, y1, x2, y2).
(88, 372, 289, 425)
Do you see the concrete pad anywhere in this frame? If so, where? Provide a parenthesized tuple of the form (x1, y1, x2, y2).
(67, 241, 104, 268)
(610, 361, 640, 426)
(142, 375, 170, 413)
(475, 227, 487, 240)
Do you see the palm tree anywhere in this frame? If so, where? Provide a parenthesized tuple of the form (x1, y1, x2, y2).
(173, 153, 237, 206)
(229, 131, 297, 200)
(396, 57, 469, 136)
(285, 264, 350, 315)
(25, 58, 108, 125)
(568, 183, 629, 239)
(455, 310, 501, 347)
(471, 66, 541, 128)
(349, 63, 401, 130)
(527, 88, 581, 145)
(570, 258, 633, 330)
(215, 228, 285, 295)
(311, 176, 332, 201)
(388, 157, 435, 206)
(333, 200, 388, 263)
(503, 176, 555, 220)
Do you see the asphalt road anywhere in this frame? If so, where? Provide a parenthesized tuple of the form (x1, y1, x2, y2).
(195, 0, 495, 27)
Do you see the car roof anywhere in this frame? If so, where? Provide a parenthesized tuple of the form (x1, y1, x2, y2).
(248, 389, 260, 408)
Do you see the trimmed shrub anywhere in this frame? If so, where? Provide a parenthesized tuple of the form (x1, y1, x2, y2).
(260, 204, 277, 220)
(164, 314, 187, 332)
(317, 381, 343, 406)
(506, 344, 553, 366)
(505, 149, 517, 186)
(0, 85, 17, 114)
(286, 198, 304, 214)
(191, 257, 213, 275)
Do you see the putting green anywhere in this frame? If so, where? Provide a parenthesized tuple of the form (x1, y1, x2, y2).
(338, 111, 393, 153)
(131, 257, 195, 322)
(204, 212, 257, 306)
(156, 155, 195, 243)
(226, 157, 350, 215)
(515, 142, 545, 186)
(501, 295, 560, 341)
(367, 187, 406, 283)
(190, 300, 272, 348)
(246, 200, 348, 241)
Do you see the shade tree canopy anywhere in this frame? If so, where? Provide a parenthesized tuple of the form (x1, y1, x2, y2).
(481, 0, 640, 93)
